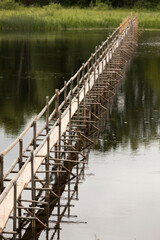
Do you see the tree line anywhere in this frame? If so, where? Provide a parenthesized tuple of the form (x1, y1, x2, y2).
(16, 0, 160, 8)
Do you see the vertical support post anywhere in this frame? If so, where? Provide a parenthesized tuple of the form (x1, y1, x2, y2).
(66, 97, 71, 217)
(91, 54, 94, 71)
(98, 45, 101, 59)
(46, 136, 50, 200)
(97, 55, 100, 115)
(64, 81, 67, 106)
(13, 181, 17, 240)
(69, 97, 72, 137)
(70, 79, 73, 98)
(58, 111, 61, 156)
(31, 153, 36, 240)
(82, 63, 85, 83)
(58, 110, 61, 219)
(46, 135, 50, 240)
(54, 92, 58, 173)
(76, 158, 79, 200)
(102, 41, 104, 58)
(95, 46, 97, 65)
(33, 121, 37, 150)
(102, 58, 104, 79)
(0, 155, 3, 193)
(67, 97, 72, 218)
(93, 66, 95, 85)
(19, 139, 23, 170)
(83, 77, 86, 123)
(55, 91, 58, 159)
(88, 74, 90, 98)
(46, 96, 49, 134)
(97, 56, 100, 79)
(76, 87, 80, 200)
(67, 172, 71, 217)
(87, 61, 89, 74)
(77, 72, 80, 89)
(55, 89, 59, 119)
(88, 102, 92, 134)
(58, 108, 61, 187)
(55, 109, 61, 232)
(18, 139, 23, 239)
(77, 88, 80, 123)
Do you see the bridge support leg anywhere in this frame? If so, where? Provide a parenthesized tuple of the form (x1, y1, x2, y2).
(0, 155, 3, 193)
(31, 153, 36, 240)
(13, 182, 17, 240)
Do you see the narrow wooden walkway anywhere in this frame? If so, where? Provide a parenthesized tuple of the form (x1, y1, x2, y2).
(0, 15, 138, 240)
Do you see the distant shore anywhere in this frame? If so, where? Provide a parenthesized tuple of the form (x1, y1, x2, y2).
(0, 5, 160, 32)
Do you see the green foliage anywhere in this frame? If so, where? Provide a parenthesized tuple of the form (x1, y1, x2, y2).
(0, 0, 20, 10)
(94, 0, 112, 10)
(0, 7, 159, 31)
(11, 0, 160, 9)
(134, 0, 153, 9)
(157, 3, 160, 10)
(43, 2, 62, 9)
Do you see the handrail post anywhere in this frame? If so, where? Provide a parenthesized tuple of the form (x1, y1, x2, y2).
(93, 66, 96, 84)
(83, 77, 86, 122)
(101, 41, 104, 58)
(57, 110, 61, 224)
(46, 96, 49, 134)
(77, 88, 80, 121)
(31, 152, 36, 238)
(13, 181, 17, 240)
(64, 81, 67, 106)
(68, 96, 72, 160)
(55, 89, 59, 118)
(98, 45, 101, 59)
(88, 73, 91, 98)
(82, 63, 85, 81)
(77, 72, 80, 89)
(58, 111, 61, 160)
(70, 79, 73, 98)
(102, 57, 104, 78)
(69, 97, 72, 137)
(33, 121, 37, 150)
(18, 139, 22, 240)
(46, 135, 50, 201)
(97, 56, 100, 79)
(87, 61, 89, 76)
(91, 54, 94, 71)
(95, 46, 97, 64)
(0, 155, 3, 193)
(19, 139, 23, 169)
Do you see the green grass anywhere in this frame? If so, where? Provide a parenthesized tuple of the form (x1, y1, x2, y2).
(0, 5, 159, 32)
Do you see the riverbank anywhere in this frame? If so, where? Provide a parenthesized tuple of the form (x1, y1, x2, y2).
(0, 5, 159, 31)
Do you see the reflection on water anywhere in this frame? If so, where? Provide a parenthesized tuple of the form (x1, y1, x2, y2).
(59, 30, 160, 240)
(94, 30, 160, 152)
(1, 30, 160, 240)
(0, 30, 109, 151)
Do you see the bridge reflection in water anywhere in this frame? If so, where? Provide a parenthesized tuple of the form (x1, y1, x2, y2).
(0, 15, 138, 240)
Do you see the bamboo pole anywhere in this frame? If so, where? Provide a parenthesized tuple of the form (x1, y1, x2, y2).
(0, 155, 3, 193)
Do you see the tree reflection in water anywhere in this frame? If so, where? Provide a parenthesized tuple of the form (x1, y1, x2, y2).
(94, 31, 160, 151)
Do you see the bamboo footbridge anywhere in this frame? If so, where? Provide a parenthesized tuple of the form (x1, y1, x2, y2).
(0, 15, 138, 240)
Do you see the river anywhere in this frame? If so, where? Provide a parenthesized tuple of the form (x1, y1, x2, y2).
(0, 29, 160, 240)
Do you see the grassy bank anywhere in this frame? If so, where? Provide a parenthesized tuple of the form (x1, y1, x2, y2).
(0, 5, 160, 31)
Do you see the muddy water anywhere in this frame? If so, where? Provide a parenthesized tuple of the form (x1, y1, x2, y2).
(0, 30, 160, 239)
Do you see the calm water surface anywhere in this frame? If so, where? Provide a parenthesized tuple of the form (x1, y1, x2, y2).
(0, 30, 160, 240)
